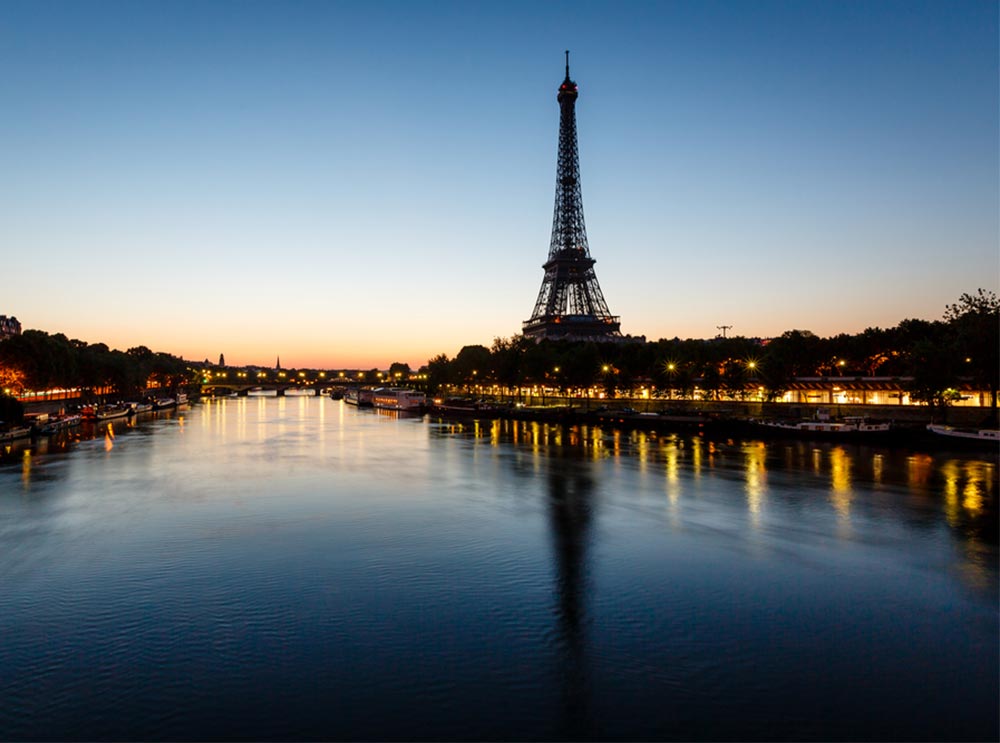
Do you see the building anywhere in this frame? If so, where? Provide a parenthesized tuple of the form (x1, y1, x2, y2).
(0, 315, 21, 338)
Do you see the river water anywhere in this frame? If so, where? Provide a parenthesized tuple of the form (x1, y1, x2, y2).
(0, 397, 996, 741)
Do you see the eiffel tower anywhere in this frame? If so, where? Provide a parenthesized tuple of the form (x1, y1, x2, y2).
(523, 52, 622, 342)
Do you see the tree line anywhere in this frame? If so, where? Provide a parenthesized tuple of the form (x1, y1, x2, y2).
(0, 333, 189, 405)
(420, 291, 998, 418)
(1, 290, 997, 423)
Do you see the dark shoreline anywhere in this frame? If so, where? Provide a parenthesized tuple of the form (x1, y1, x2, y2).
(426, 402, 1000, 456)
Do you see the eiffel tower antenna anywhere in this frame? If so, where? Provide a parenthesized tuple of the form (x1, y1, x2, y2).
(523, 53, 622, 342)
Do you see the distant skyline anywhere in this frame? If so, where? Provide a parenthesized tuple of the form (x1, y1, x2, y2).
(2, 0, 997, 368)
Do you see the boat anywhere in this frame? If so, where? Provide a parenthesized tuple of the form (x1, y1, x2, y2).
(247, 387, 278, 397)
(25, 411, 83, 435)
(283, 388, 316, 397)
(153, 397, 176, 410)
(176, 392, 188, 405)
(926, 423, 1000, 446)
(344, 388, 374, 407)
(37, 414, 82, 434)
(0, 425, 31, 443)
(431, 398, 500, 416)
(126, 402, 154, 415)
(752, 409, 891, 436)
(371, 388, 426, 412)
(81, 404, 132, 421)
(755, 417, 891, 434)
(328, 388, 345, 400)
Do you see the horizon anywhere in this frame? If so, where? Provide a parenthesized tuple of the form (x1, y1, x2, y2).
(3, 0, 997, 369)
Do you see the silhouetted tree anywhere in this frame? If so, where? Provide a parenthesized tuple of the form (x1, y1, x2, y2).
(945, 289, 999, 421)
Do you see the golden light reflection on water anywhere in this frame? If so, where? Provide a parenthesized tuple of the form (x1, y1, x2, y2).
(829, 447, 853, 527)
(907, 454, 934, 491)
(636, 431, 650, 476)
(456, 420, 996, 553)
(961, 460, 994, 515)
(941, 460, 961, 526)
(21, 449, 30, 489)
(664, 439, 680, 510)
(743, 442, 766, 526)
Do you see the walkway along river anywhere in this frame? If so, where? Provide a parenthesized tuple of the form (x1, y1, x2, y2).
(0, 396, 996, 740)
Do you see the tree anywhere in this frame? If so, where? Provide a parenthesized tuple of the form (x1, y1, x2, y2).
(425, 354, 453, 395)
(907, 339, 960, 417)
(0, 392, 23, 425)
(388, 361, 411, 383)
(452, 345, 492, 393)
(944, 289, 999, 421)
(491, 336, 530, 399)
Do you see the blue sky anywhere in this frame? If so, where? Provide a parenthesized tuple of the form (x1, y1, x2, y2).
(2, 0, 997, 368)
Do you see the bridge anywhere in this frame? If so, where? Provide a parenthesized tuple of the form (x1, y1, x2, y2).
(200, 381, 353, 395)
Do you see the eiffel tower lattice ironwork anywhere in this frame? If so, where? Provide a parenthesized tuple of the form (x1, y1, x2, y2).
(523, 52, 622, 342)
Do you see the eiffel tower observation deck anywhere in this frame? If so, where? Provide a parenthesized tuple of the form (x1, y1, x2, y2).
(523, 52, 623, 342)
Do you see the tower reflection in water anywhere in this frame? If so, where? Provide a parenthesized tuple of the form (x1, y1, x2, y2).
(545, 455, 595, 739)
(433, 416, 997, 600)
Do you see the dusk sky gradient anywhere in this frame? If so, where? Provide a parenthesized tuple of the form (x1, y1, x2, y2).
(2, 0, 997, 368)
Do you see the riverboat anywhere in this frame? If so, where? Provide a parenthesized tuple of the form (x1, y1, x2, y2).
(432, 398, 501, 416)
(153, 397, 176, 410)
(283, 388, 316, 397)
(372, 388, 426, 412)
(247, 388, 278, 397)
(37, 414, 82, 434)
(926, 423, 1000, 446)
(344, 388, 374, 407)
(82, 404, 132, 421)
(0, 425, 31, 443)
(127, 402, 154, 415)
(753, 416, 891, 435)
(24, 412, 83, 435)
(752, 408, 891, 436)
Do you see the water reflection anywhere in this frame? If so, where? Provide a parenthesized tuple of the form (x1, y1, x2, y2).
(429, 417, 998, 591)
(546, 457, 595, 739)
(2, 403, 997, 741)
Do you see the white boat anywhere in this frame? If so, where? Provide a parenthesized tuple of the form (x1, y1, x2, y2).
(344, 388, 374, 407)
(283, 388, 316, 397)
(0, 426, 31, 443)
(759, 418, 891, 434)
(127, 402, 154, 415)
(37, 414, 82, 434)
(926, 424, 1000, 443)
(82, 404, 133, 420)
(153, 397, 176, 410)
(247, 388, 278, 397)
(754, 410, 890, 435)
(371, 388, 426, 412)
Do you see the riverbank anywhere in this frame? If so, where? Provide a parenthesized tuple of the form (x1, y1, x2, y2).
(427, 398, 999, 454)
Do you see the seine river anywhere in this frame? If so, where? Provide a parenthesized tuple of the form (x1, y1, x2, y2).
(1, 397, 996, 741)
